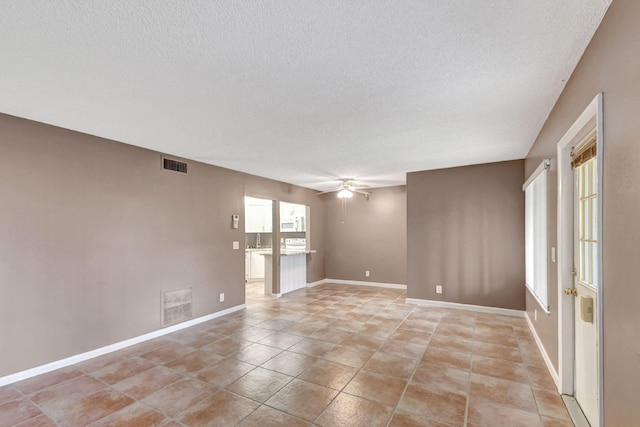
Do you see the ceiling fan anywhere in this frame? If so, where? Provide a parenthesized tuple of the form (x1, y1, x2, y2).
(316, 179, 371, 200)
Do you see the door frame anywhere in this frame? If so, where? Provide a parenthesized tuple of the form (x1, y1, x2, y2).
(556, 93, 604, 426)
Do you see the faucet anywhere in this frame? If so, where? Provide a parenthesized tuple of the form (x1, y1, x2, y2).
(256, 233, 261, 248)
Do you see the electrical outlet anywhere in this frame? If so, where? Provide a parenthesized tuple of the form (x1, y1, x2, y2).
(436, 285, 443, 294)
(232, 241, 240, 250)
(220, 293, 225, 302)
(365, 270, 370, 277)
(534, 309, 538, 321)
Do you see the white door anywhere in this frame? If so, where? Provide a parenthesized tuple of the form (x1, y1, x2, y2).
(572, 156, 599, 425)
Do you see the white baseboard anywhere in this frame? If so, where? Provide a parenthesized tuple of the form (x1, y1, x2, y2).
(562, 395, 591, 427)
(406, 297, 524, 317)
(325, 279, 407, 290)
(0, 304, 245, 387)
(524, 312, 560, 389)
(306, 279, 326, 288)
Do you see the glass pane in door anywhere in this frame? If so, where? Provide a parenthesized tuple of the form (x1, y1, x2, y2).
(577, 158, 598, 288)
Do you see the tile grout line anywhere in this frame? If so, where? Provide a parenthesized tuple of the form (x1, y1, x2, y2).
(309, 294, 399, 426)
(229, 289, 388, 425)
(10, 385, 63, 427)
(384, 299, 439, 427)
(463, 311, 478, 427)
(73, 367, 182, 426)
(358, 293, 418, 427)
(521, 336, 554, 427)
(83, 333, 254, 426)
(260, 288, 428, 424)
(7, 286, 377, 427)
(8, 285, 564, 426)
(13, 368, 130, 427)
(253, 289, 407, 425)
(468, 315, 561, 426)
(90, 346, 213, 425)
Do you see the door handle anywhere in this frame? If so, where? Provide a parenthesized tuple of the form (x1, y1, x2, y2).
(564, 288, 578, 297)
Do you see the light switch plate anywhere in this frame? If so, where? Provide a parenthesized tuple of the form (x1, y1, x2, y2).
(232, 241, 240, 250)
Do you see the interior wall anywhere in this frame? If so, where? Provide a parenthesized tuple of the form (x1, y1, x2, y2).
(0, 113, 324, 377)
(243, 175, 325, 283)
(524, 0, 639, 423)
(407, 160, 525, 310)
(324, 186, 406, 285)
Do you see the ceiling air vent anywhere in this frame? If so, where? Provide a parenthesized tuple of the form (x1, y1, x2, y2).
(161, 287, 192, 327)
(162, 157, 188, 174)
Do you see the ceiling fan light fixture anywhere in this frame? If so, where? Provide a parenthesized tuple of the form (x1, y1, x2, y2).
(337, 189, 353, 199)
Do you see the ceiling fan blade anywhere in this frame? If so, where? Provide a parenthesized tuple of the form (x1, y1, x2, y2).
(316, 189, 339, 195)
(315, 179, 372, 197)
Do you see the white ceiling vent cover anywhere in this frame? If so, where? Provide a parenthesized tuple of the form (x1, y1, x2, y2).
(162, 157, 188, 174)
(161, 287, 193, 327)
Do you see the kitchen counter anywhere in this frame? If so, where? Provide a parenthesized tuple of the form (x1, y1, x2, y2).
(259, 249, 316, 256)
(262, 250, 315, 296)
(281, 249, 316, 256)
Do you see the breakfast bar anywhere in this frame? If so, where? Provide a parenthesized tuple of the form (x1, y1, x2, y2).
(262, 250, 317, 296)
(261, 238, 316, 296)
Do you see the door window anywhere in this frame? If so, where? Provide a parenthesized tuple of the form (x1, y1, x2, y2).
(577, 157, 598, 288)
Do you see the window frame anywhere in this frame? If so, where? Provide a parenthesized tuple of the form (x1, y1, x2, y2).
(523, 159, 550, 313)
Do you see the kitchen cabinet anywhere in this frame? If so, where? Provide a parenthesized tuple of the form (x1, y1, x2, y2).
(245, 251, 251, 280)
(250, 251, 265, 279)
(279, 202, 307, 232)
(246, 204, 272, 233)
(245, 249, 266, 281)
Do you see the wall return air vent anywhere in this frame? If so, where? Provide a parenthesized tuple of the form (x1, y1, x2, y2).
(162, 157, 188, 174)
(161, 287, 193, 327)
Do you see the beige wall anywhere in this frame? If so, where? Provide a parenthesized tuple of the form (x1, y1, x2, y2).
(0, 113, 322, 376)
(324, 186, 406, 285)
(407, 160, 525, 310)
(524, 0, 640, 423)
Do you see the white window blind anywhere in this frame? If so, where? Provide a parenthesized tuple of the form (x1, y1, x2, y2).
(523, 160, 549, 311)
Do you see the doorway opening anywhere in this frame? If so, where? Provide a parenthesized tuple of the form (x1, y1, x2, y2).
(557, 93, 604, 426)
(244, 196, 274, 305)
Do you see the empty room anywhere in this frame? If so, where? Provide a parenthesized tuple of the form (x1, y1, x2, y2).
(1, 1, 639, 426)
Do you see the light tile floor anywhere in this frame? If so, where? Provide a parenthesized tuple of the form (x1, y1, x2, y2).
(0, 284, 573, 426)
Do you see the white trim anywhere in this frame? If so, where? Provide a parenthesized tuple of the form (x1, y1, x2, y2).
(558, 126, 577, 396)
(526, 286, 551, 314)
(0, 304, 245, 387)
(325, 279, 407, 290)
(556, 93, 604, 426)
(524, 162, 550, 312)
(525, 312, 560, 389)
(405, 298, 524, 317)
(522, 158, 551, 190)
(595, 94, 605, 427)
(562, 395, 591, 427)
(306, 279, 327, 288)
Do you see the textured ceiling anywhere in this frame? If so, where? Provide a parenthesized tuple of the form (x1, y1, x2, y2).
(0, 1, 611, 191)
